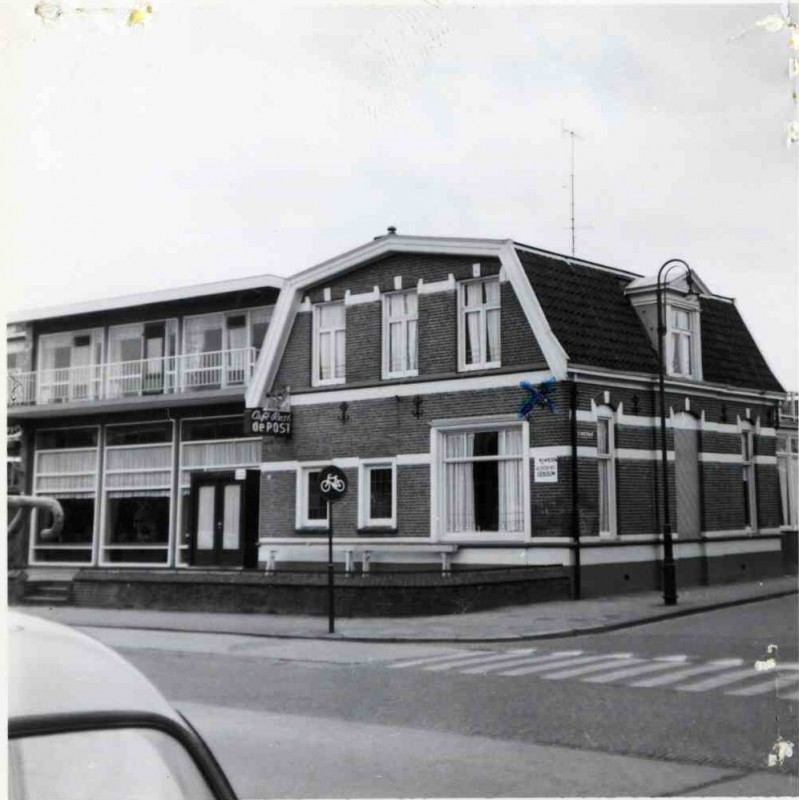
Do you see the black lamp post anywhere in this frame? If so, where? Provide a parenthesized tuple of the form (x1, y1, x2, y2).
(655, 258, 699, 606)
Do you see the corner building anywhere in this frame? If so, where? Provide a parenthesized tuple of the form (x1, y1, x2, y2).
(249, 233, 795, 595)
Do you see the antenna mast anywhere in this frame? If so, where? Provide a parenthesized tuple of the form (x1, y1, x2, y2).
(562, 124, 583, 256)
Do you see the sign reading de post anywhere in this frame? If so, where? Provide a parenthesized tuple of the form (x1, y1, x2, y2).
(534, 456, 558, 483)
(244, 408, 292, 437)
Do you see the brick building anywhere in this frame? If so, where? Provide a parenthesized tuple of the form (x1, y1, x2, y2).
(248, 232, 795, 595)
(6, 231, 797, 603)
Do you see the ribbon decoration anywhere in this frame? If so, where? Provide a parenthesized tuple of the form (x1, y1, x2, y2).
(517, 377, 557, 420)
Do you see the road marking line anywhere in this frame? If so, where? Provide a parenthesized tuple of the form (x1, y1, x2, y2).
(540, 656, 641, 680)
(423, 649, 536, 672)
(677, 667, 760, 692)
(629, 659, 744, 688)
(582, 661, 685, 684)
(389, 650, 496, 669)
(458, 650, 584, 675)
(499, 653, 622, 677)
(653, 655, 689, 663)
(727, 672, 799, 697)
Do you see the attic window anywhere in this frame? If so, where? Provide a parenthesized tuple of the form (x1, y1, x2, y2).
(667, 304, 701, 380)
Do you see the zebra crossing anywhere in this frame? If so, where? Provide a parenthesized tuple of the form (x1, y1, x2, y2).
(387, 647, 799, 699)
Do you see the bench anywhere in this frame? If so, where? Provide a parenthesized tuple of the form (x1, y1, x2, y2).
(265, 543, 459, 576)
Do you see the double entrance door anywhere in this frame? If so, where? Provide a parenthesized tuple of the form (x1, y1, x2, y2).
(189, 471, 259, 567)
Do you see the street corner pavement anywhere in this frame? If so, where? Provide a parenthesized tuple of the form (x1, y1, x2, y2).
(11, 574, 798, 643)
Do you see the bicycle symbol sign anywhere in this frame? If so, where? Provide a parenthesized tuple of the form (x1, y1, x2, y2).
(318, 465, 348, 501)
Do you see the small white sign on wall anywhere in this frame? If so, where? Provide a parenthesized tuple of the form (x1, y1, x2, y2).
(534, 457, 558, 483)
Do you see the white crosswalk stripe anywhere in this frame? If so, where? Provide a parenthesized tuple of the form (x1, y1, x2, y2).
(423, 649, 536, 672)
(541, 655, 640, 680)
(500, 653, 625, 677)
(727, 672, 799, 697)
(629, 659, 744, 688)
(583, 660, 686, 684)
(677, 666, 762, 692)
(388, 650, 495, 670)
(459, 650, 582, 675)
(423, 649, 538, 672)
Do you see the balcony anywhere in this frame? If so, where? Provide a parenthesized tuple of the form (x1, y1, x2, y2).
(779, 392, 799, 424)
(7, 347, 257, 408)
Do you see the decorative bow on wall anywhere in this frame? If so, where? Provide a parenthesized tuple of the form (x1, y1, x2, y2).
(518, 377, 557, 420)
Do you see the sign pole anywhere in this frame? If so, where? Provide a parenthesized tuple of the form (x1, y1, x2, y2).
(327, 500, 335, 634)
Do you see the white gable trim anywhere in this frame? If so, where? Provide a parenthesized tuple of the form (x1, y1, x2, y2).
(500, 242, 569, 379)
(246, 236, 570, 407)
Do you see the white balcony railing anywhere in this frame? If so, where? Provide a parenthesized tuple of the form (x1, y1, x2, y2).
(7, 347, 256, 408)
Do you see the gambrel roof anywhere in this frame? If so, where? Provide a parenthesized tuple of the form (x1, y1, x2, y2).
(245, 234, 785, 406)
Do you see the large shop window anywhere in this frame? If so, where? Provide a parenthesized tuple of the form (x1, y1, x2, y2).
(596, 409, 617, 536)
(313, 302, 346, 385)
(297, 468, 330, 529)
(777, 434, 798, 528)
(36, 330, 103, 404)
(31, 428, 99, 565)
(440, 425, 525, 537)
(741, 427, 757, 530)
(102, 422, 172, 565)
(383, 291, 418, 378)
(458, 278, 501, 372)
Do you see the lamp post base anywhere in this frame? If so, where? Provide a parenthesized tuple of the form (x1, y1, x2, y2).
(662, 561, 678, 606)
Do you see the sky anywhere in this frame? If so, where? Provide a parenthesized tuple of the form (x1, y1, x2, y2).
(2, 1, 797, 388)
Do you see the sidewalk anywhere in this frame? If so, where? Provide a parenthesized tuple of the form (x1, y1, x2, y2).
(14, 575, 797, 642)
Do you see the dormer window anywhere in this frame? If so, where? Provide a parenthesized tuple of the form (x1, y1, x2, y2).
(669, 307, 694, 377)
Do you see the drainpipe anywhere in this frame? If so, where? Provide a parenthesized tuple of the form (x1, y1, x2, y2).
(570, 379, 581, 600)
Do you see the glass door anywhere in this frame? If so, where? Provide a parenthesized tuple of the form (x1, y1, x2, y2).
(189, 475, 245, 566)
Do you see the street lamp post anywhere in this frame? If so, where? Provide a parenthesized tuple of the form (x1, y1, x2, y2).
(655, 258, 697, 607)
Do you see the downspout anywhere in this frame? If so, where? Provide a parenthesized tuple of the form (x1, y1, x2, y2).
(570, 379, 581, 600)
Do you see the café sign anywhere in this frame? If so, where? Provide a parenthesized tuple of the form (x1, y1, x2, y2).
(244, 387, 292, 437)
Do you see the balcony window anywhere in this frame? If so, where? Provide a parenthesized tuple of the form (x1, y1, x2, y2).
(458, 278, 501, 371)
(107, 320, 178, 398)
(37, 330, 103, 404)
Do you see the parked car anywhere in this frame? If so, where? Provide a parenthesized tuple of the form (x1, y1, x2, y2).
(8, 611, 238, 800)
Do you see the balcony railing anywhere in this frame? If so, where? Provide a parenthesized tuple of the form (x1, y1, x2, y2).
(780, 392, 799, 423)
(7, 347, 257, 408)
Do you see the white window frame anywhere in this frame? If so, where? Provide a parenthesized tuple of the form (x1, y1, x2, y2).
(740, 423, 758, 531)
(295, 464, 331, 529)
(382, 290, 418, 379)
(311, 301, 346, 387)
(777, 434, 798, 529)
(181, 306, 271, 356)
(596, 406, 617, 537)
(431, 415, 530, 543)
(457, 277, 501, 373)
(666, 300, 702, 380)
(358, 459, 397, 529)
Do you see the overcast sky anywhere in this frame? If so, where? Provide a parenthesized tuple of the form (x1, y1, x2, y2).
(3, 1, 797, 388)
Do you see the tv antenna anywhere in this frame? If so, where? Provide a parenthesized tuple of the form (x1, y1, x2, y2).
(562, 123, 584, 256)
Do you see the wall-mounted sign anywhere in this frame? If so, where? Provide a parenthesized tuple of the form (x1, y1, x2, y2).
(244, 408, 292, 437)
(578, 430, 595, 440)
(534, 456, 558, 483)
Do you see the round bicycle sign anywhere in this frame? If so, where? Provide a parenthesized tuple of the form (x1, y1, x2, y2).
(318, 465, 348, 501)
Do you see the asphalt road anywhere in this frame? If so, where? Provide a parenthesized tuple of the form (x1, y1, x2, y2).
(85, 595, 799, 798)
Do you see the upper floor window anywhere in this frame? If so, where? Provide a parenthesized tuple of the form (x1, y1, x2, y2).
(37, 330, 103, 404)
(382, 291, 418, 379)
(458, 278, 501, 372)
(667, 305, 701, 379)
(313, 302, 346, 386)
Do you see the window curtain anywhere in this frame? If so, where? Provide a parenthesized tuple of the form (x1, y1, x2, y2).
(485, 280, 500, 364)
(318, 304, 345, 381)
(445, 432, 475, 532)
(497, 429, 523, 532)
(406, 293, 418, 371)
